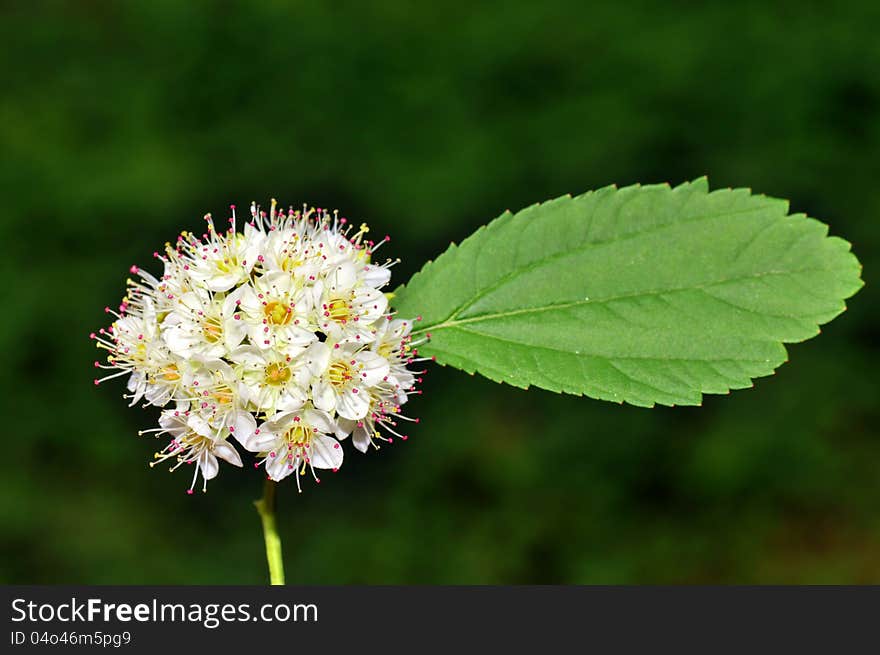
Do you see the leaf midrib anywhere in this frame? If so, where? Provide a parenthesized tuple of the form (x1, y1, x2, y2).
(429, 331, 777, 363)
(415, 266, 835, 334)
(439, 200, 781, 327)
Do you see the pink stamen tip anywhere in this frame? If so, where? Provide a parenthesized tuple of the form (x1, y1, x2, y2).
(93, 379, 100, 385)
(129, 265, 138, 274)
(186, 489, 194, 495)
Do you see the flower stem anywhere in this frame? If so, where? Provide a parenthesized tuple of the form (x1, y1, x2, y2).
(254, 479, 285, 585)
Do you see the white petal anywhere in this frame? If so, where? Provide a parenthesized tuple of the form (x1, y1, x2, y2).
(231, 411, 257, 446)
(248, 323, 275, 350)
(187, 413, 214, 438)
(334, 417, 356, 440)
(178, 292, 206, 313)
(260, 271, 294, 295)
(392, 369, 415, 390)
(126, 372, 141, 393)
(200, 451, 220, 480)
(238, 284, 262, 315)
(352, 425, 372, 453)
(389, 318, 413, 339)
(304, 408, 335, 435)
(221, 285, 245, 316)
(224, 317, 248, 350)
(362, 264, 391, 289)
(327, 260, 358, 290)
(311, 379, 337, 413)
(352, 286, 387, 322)
(163, 325, 199, 357)
(263, 411, 300, 433)
(243, 222, 265, 253)
(158, 411, 186, 436)
(228, 345, 266, 367)
(277, 388, 306, 412)
(234, 379, 252, 406)
(283, 326, 319, 348)
(266, 449, 295, 481)
(129, 379, 148, 405)
(304, 342, 331, 376)
(309, 435, 343, 469)
(244, 430, 279, 453)
(213, 441, 242, 467)
(145, 384, 172, 407)
(310, 281, 325, 310)
(336, 388, 369, 420)
(206, 272, 241, 292)
(357, 351, 390, 386)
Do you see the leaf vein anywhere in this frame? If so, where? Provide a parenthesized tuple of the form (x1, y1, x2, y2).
(449, 202, 777, 322)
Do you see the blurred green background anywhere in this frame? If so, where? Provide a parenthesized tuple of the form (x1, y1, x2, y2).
(1, 1, 878, 584)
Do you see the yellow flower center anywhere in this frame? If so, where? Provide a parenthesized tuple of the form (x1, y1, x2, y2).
(265, 362, 291, 386)
(283, 424, 312, 447)
(212, 387, 233, 405)
(328, 360, 352, 388)
(162, 364, 181, 381)
(281, 256, 303, 273)
(264, 301, 291, 325)
(326, 298, 351, 323)
(215, 255, 240, 274)
(203, 320, 222, 343)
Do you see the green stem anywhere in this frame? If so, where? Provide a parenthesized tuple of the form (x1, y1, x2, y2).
(254, 479, 285, 585)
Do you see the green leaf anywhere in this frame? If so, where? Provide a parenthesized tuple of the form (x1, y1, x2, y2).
(392, 178, 863, 407)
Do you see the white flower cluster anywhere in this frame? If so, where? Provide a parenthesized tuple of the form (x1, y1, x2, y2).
(94, 201, 427, 493)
